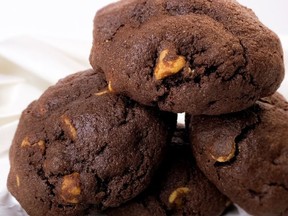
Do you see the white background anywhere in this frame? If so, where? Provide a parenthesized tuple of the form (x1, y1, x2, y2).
(0, 0, 287, 61)
(0, 1, 287, 215)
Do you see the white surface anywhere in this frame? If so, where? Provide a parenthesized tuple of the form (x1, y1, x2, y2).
(0, 0, 287, 215)
(237, 0, 288, 35)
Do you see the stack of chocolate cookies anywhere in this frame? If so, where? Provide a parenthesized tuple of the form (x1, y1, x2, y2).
(7, 0, 287, 216)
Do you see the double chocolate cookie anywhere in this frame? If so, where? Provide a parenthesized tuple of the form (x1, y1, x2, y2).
(90, 0, 284, 115)
(106, 126, 229, 216)
(7, 69, 176, 216)
(188, 93, 288, 216)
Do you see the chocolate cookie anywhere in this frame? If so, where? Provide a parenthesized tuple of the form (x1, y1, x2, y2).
(106, 126, 229, 216)
(7, 69, 176, 216)
(90, 0, 284, 115)
(188, 93, 288, 216)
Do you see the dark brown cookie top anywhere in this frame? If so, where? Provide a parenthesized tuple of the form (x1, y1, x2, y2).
(188, 93, 288, 216)
(106, 127, 229, 216)
(7, 69, 176, 216)
(90, 0, 284, 115)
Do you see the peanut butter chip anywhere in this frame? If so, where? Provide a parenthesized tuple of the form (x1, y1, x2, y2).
(108, 81, 113, 92)
(154, 49, 186, 80)
(169, 187, 190, 207)
(21, 137, 46, 153)
(95, 89, 110, 96)
(95, 81, 114, 96)
(16, 175, 20, 187)
(188, 67, 195, 74)
(62, 116, 77, 141)
(211, 142, 236, 163)
(37, 140, 46, 153)
(61, 172, 81, 204)
(21, 137, 31, 148)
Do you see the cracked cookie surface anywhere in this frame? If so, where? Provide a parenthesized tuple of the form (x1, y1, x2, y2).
(105, 126, 229, 216)
(90, 0, 284, 115)
(7, 69, 176, 216)
(188, 93, 288, 216)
